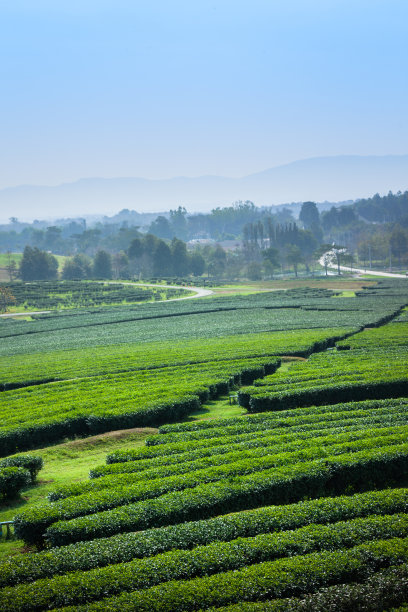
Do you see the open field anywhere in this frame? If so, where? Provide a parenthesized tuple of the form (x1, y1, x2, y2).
(209, 277, 377, 296)
(0, 278, 408, 610)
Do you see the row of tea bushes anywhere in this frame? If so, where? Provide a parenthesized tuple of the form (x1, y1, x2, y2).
(57, 538, 408, 612)
(0, 327, 352, 389)
(2, 488, 407, 587)
(93, 419, 408, 478)
(238, 346, 408, 412)
(2, 514, 408, 611)
(202, 563, 408, 612)
(141, 398, 408, 449)
(0, 356, 280, 456)
(19, 433, 408, 544)
(19, 442, 408, 547)
(42, 431, 408, 514)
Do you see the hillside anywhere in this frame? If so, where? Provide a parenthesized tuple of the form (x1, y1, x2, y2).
(0, 278, 408, 610)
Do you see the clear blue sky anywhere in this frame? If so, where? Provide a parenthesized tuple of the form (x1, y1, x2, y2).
(0, 0, 407, 189)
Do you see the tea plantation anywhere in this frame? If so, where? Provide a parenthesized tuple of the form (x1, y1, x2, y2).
(0, 279, 408, 610)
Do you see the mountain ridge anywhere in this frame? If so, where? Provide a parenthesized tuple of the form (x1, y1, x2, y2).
(1, 155, 407, 222)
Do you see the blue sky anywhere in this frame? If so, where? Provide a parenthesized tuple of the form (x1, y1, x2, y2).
(0, 0, 407, 189)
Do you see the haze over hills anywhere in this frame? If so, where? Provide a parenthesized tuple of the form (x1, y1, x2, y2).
(1, 155, 407, 223)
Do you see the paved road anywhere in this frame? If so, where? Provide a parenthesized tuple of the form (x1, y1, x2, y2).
(336, 265, 407, 278)
(0, 310, 52, 318)
(319, 253, 407, 279)
(0, 283, 214, 318)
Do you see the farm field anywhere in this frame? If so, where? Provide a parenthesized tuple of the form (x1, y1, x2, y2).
(1, 280, 191, 311)
(0, 278, 408, 610)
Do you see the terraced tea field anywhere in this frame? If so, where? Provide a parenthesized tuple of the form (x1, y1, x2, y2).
(0, 279, 408, 610)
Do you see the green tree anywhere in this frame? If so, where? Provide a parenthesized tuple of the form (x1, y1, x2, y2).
(112, 252, 130, 279)
(262, 247, 280, 278)
(170, 207, 188, 240)
(299, 201, 319, 229)
(5, 251, 18, 281)
(210, 245, 227, 277)
(190, 251, 206, 276)
(148, 216, 173, 240)
(390, 225, 408, 267)
(0, 287, 16, 313)
(171, 238, 189, 276)
(62, 254, 92, 280)
(93, 250, 112, 279)
(247, 261, 262, 280)
(285, 244, 303, 277)
(19, 246, 58, 281)
(128, 237, 144, 260)
(153, 241, 173, 276)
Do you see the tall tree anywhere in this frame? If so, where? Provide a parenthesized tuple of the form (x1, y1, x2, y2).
(153, 241, 173, 276)
(390, 225, 408, 267)
(93, 250, 112, 279)
(285, 244, 303, 277)
(19, 246, 58, 281)
(148, 216, 173, 240)
(190, 251, 206, 276)
(170, 206, 188, 240)
(62, 254, 92, 280)
(299, 201, 320, 230)
(171, 238, 189, 276)
(262, 247, 280, 278)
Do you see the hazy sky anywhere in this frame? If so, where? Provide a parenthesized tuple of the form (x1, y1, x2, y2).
(1, 0, 407, 189)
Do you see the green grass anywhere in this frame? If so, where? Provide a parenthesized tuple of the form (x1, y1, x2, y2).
(184, 395, 245, 422)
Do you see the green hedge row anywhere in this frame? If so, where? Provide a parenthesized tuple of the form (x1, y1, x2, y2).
(158, 396, 408, 435)
(95, 418, 408, 479)
(241, 380, 408, 412)
(58, 538, 408, 611)
(3, 488, 406, 588)
(2, 514, 407, 611)
(51, 425, 408, 500)
(0, 356, 280, 457)
(0, 396, 200, 458)
(15, 437, 408, 545)
(111, 398, 408, 458)
(144, 403, 408, 450)
(38, 444, 408, 548)
(205, 563, 408, 612)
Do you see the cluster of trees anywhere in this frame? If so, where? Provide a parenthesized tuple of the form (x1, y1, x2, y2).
(148, 202, 296, 242)
(240, 207, 320, 278)
(5, 190, 408, 282)
(19, 247, 59, 281)
(126, 235, 205, 278)
(61, 235, 207, 281)
(0, 202, 298, 256)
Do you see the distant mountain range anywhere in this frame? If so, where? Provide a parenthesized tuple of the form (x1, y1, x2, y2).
(1, 155, 407, 222)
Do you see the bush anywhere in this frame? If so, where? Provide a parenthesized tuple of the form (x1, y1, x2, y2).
(0, 467, 31, 500)
(0, 456, 43, 482)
